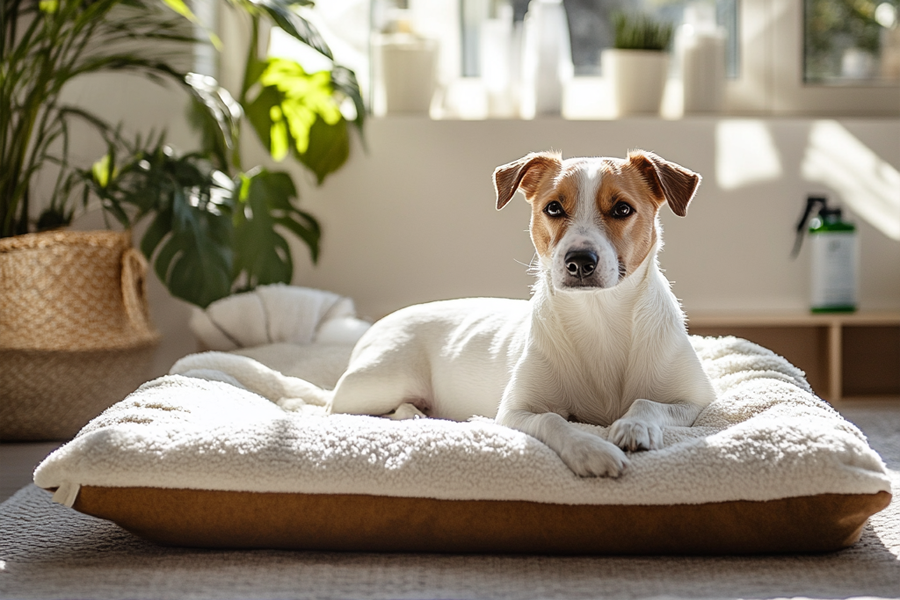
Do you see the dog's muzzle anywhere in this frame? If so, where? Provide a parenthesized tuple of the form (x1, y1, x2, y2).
(564, 250, 598, 279)
(556, 245, 620, 290)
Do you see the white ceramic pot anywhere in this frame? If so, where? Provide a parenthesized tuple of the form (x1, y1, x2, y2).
(372, 33, 438, 115)
(601, 49, 669, 116)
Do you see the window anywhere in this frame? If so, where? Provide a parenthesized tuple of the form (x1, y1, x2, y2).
(258, 0, 900, 118)
(771, 0, 899, 115)
(804, 0, 900, 84)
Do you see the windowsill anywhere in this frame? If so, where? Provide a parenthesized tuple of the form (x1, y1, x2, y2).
(370, 113, 900, 122)
(373, 77, 900, 121)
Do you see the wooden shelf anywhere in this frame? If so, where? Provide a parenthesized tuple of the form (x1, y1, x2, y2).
(687, 311, 900, 403)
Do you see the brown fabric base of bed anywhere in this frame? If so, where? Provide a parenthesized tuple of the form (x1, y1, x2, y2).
(64, 486, 891, 555)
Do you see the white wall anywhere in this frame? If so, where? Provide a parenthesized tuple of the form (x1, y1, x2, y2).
(74, 114, 900, 377)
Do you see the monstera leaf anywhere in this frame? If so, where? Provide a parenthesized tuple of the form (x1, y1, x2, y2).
(77, 138, 322, 308)
(75, 138, 234, 308)
(232, 168, 320, 289)
(297, 116, 349, 185)
(142, 189, 234, 308)
(244, 58, 349, 183)
(242, 0, 330, 59)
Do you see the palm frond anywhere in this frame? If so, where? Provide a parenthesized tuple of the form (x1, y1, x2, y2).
(1, 0, 199, 236)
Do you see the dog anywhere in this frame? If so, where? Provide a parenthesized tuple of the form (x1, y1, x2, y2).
(314, 150, 716, 478)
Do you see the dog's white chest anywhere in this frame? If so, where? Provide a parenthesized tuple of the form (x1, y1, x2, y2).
(528, 293, 645, 425)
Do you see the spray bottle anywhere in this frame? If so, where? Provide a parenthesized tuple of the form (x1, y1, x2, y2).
(792, 195, 858, 313)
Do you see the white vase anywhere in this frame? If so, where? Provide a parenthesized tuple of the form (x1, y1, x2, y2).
(676, 3, 726, 114)
(372, 30, 438, 115)
(601, 49, 668, 116)
(520, 0, 573, 118)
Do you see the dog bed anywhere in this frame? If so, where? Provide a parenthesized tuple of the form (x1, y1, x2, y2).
(33, 336, 891, 554)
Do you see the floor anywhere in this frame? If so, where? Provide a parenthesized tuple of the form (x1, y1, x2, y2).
(1, 442, 61, 502)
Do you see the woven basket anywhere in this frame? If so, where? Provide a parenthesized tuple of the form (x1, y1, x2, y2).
(0, 230, 160, 441)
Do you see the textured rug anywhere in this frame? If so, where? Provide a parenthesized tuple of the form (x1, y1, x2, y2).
(1, 404, 898, 600)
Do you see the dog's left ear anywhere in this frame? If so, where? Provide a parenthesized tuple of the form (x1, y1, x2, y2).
(627, 150, 701, 217)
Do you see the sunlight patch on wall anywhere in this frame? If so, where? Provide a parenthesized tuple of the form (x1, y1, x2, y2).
(715, 120, 783, 191)
(802, 121, 900, 241)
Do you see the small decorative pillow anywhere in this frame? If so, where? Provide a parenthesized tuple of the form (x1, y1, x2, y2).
(34, 337, 891, 554)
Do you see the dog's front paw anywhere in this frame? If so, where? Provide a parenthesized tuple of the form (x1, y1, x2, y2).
(558, 434, 630, 478)
(609, 418, 663, 452)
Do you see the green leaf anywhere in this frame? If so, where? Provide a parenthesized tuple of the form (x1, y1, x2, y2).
(245, 85, 285, 159)
(331, 65, 366, 136)
(92, 154, 114, 188)
(160, 0, 222, 48)
(152, 229, 181, 286)
(297, 117, 349, 185)
(140, 206, 173, 261)
(269, 106, 290, 161)
(279, 100, 317, 154)
(243, 54, 268, 98)
(234, 213, 293, 286)
(244, 59, 346, 165)
(185, 74, 243, 160)
(101, 196, 131, 229)
(261, 61, 341, 122)
(233, 169, 320, 286)
(154, 192, 234, 308)
(248, 0, 333, 59)
(160, 0, 198, 21)
(167, 235, 233, 307)
(96, 145, 238, 308)
(275, 210, 320, 263)
(1, 0, 207, 237)
(247, 170, 300, 209)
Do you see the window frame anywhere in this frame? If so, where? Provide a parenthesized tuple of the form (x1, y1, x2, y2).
(724, 0, 899, 116)
(722, 0, 773, 114)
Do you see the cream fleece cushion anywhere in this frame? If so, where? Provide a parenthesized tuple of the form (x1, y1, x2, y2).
(34, 337, 891, 506)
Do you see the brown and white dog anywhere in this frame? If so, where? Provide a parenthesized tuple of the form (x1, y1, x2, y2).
(319, 150, 717, 477)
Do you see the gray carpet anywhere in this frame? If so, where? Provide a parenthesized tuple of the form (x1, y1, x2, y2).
(1, 404, 898, 600)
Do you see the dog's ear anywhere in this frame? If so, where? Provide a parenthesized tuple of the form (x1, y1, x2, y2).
(493, 152, 561, 210)
(627, 150, 701, 217)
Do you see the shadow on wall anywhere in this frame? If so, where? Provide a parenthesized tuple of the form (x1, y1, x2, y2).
(716, 119, 900, 241)
(801, 121, 900, 242)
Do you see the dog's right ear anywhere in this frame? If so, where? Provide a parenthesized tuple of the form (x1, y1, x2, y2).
(493, 152, 561, 210)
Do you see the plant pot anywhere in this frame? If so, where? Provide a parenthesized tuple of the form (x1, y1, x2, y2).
(0, 230, 160, 441)
(602, 48, 669, 116)
(373, 33, 438, 115)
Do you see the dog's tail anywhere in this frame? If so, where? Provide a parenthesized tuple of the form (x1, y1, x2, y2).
(170, 352, 335, 409)
(278, 375, 334, 409)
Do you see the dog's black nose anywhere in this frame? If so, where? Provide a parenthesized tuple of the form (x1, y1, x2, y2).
(565, 250, 598, 279)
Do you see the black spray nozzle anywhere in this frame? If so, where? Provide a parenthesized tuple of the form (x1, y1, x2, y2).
(791, 195, 829, 258)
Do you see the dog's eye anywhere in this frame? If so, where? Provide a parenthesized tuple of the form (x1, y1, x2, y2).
(544, 201, 566, 218)
(612, 202, 634, 219)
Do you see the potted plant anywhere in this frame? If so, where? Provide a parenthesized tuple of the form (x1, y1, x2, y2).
(79, 12, 366, 308)
(601, 11, 674, 116)
(2, 0, 364, 307)
(0, 0, 364, 440)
